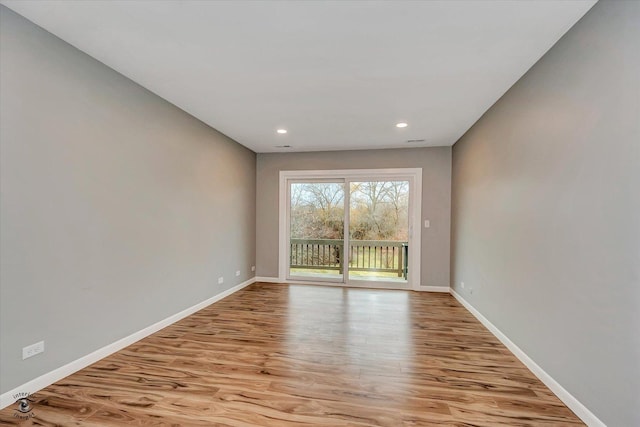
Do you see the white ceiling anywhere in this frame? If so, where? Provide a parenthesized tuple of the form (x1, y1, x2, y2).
(2, 0, 596, 153)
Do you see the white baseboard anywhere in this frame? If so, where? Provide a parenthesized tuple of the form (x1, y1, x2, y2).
(256, 277, 449, 294)
(418, 285, 450, 292)
(256, 277, 449, 293)
(449, 289, 606, 427)
(0, 277, 256, 410)
(254, 276, 282, 283)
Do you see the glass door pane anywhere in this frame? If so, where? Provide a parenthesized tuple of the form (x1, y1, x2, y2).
(348, 180, 409, 283)
(288, 181, 345, 282)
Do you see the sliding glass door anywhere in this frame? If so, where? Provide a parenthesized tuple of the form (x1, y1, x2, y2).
(348, 180, 409, 284)
(282, 169, 421, 289)
(288, 180, 345, 282)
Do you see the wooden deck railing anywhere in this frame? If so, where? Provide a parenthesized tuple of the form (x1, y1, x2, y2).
(290, 238, 408, 278)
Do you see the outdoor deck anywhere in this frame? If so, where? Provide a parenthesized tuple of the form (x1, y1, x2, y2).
(290, 238, 408, 281)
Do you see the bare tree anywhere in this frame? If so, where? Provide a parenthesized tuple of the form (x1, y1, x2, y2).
(291, 180, 408, 241)
(290, 183, 344, 239)
(385, 181, 409, 227)
(303, 183, 344, 214)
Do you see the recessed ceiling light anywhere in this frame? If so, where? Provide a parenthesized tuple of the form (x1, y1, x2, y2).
(277, 129, 288, 134)
(396, 122, 408, 128)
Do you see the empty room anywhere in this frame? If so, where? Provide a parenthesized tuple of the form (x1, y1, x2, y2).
(0, 1, 638, 426)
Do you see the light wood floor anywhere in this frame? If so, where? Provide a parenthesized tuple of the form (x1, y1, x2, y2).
(0, 283, 583, 426)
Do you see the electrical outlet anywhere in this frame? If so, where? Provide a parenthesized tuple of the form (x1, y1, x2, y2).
(22, 341, 44, 360)
(217, 276, 224, 284)
(235, 270, 240, 277)
(251, 266, 255, 272)
(461, 282, 465, 289)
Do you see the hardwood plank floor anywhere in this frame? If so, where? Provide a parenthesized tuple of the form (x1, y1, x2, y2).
(0, 283, 583, 426)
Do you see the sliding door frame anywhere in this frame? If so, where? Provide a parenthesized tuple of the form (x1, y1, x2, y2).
(279, 168, 422, 290)
(286, 178, 347, 284)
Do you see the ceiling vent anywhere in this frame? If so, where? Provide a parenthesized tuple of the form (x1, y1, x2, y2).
(406, 139, 426, 143)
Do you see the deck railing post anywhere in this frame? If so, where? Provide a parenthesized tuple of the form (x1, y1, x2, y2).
(403, 244, 408, 280)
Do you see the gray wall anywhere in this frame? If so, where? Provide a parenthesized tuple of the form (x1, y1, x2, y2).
(256, 147, 451, 287)
(451, 1, 639, 426)
(0, 6, 256, 394)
